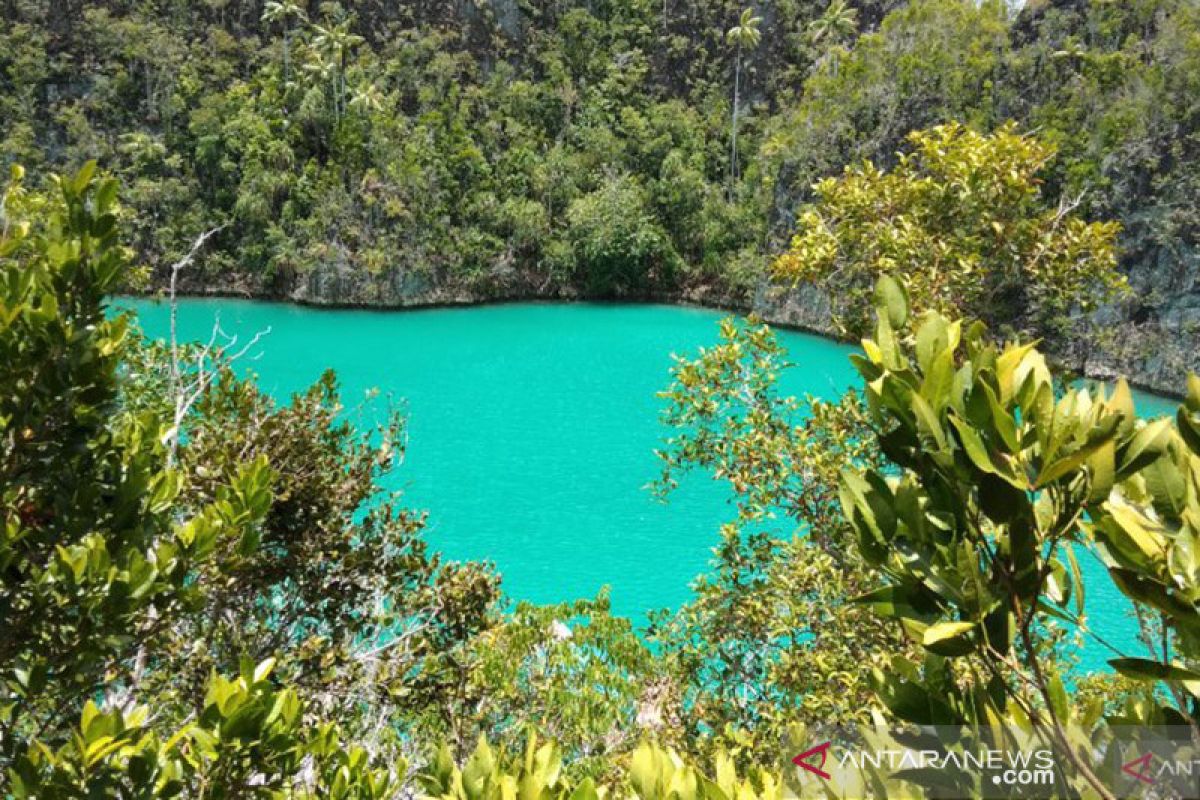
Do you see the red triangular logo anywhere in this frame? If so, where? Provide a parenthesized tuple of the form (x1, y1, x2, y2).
(792, 741, 832, 780)
(1122, 752, 1154, 785)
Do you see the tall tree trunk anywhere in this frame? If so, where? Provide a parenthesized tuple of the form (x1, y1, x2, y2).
(339, 51, 347, 120)
(730, 45, 741, 186)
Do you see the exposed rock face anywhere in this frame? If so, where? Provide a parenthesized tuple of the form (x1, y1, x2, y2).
(201, 253, 1193, 398)
(277, 259, 576, 309)
(744, 264, 1200, 397)
(750, 278, 1200, 398)
(1069, 247, 1200, 397)
(750, 281, 836, 336)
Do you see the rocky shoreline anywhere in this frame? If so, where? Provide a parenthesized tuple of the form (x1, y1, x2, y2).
(152, 260, 1196, 400)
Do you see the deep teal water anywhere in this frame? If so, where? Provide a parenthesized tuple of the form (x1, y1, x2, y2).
(126, 298, 1179, 672)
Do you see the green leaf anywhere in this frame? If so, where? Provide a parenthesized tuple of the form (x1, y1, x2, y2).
(1109, 378, 1136, 438)
(840, 469, 898, 560)
(852, 584, 939, 622)
(949, 415, 1024, 489)
(911, 392, 947, 450)
(1108, 568, 1200, 633)
(1177, 404, 1200, 455)
(1117, 418, 1172, 478)
(1037, 431, 1115, 489)
(982, 383, 1020, 452)
(1046, 674, 1068, 721)
(629, 742, 661, 800)
(1108, 658, 1200, 683)
(1065, 546, 1086, 619)
(253, 658, 277, 684)
(569, 778, 600, 800)
(1099, 503, 1167, 568)
(915, 312, 947, 373)
(1141, 455, 1186, 515)
(922, 620, 978, 656)
(869, 668, 963, 726)
(95, 178, 119, 214)
(919, 347, 956, 412)
(72, 160, 98, 195)
(1187, 374, 1200, 413)
(874, 275, 908, 330)
(462, 737, 496, 800)
(1085, 439, 1116, 504)
(994, 342, 1038, 403)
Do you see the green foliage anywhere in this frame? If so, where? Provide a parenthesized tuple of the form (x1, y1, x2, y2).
(838, 274, 1200, 796)
(439, 595, 655, 771)
(773, 123, 1125, 340)
(6, 0, 1200, 782)
(566, 176, 679, 297)
(651, 318, 910, 750)
(0, 162, 265, 752)
(10, 658, 397, 799)
(420, 734, 582, 800)
(0, 163, 405, 796)
(420, 736, 785, 800)
(760, 0, 1200, 383)
(654, 318, 877, 529)
(809, 1, 858, 48)
(6, 162, 823, 794)
(763, 0, 1012, 202)
(0, 0, 808, 304)
(6, 0, 1198, 384)
(1090, 374, 1200, 726)
(119, 349, 502, 733)
(363, 591, 661, 780)
(840, 275, 1120, 721)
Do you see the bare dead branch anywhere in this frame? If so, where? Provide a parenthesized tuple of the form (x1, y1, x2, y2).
(162, 225, 272, 463)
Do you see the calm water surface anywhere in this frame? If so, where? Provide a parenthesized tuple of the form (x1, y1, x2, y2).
(127, 298, 1179, 671)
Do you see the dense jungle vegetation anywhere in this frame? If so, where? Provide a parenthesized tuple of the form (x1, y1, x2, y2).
(2, 0, 1200, 386)
(8, 160, 1200, 798)
(7, 0, 1200, 797)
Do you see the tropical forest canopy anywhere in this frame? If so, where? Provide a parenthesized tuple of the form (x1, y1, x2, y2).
(6, 0, 1200, 798)
(2, 0, 1199, 386)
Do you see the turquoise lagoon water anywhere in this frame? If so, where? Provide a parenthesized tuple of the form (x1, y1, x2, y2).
(127, 298, 1178, 672)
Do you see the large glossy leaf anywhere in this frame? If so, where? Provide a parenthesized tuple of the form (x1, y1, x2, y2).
(1036, 430, 1116, 489)
(949, 415, 1024, 489)
(1108, 658, 1200, 683)
(1117, 418, 1172, 478)
(852, 584, 940, 622)
(874, 275, 909, 330)
(922, 620, 978, 656)
(1099, 503, 1167, 568)
(1108, 568, 1200, 633)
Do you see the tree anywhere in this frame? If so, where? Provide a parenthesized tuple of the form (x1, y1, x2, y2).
(651, 318, 910, 752)
(119, 354, 501, 734)
(0, 165, 400, 796)
(808, 0, 858, 76)
(0, 163, 268, 754)
(417, 594, 657, 775)
(771, 123, 1126, 342)
(565, 175, 679, 297)
(310, 19, 364, 121)
(262, 0, 309, 85)
(725, 8, 762, 184)
(837, 275, 1200, 799)
(809, 0, 857, 45)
